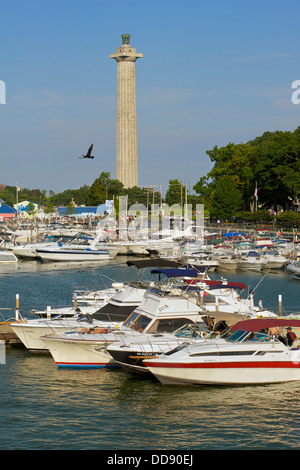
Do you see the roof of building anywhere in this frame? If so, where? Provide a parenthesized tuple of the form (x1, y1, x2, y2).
(0, 204, 17, 214)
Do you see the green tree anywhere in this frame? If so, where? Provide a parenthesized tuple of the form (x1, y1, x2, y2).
(205, 142, 255, 208)
(165, 179, 186, 207)
(26, 201, 37, 218)
(249, 128, 300, 208)
(87, 172, 124, 206)
(210, 176, 243, 220)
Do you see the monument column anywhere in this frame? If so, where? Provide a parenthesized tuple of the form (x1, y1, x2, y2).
(110, 34, 143, 188)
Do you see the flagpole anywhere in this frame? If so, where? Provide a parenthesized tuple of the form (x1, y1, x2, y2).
(255, 181, 258, 211)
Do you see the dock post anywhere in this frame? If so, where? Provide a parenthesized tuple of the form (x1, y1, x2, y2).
(47, 306, 51, 319)
(15, 294, 19, 321)
(278, 294, 282, 316)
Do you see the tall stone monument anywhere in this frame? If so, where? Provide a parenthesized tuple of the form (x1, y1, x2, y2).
(110, 34, 143, 188)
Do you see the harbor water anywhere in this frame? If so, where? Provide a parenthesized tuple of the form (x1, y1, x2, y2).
(0, 258, 300, 451)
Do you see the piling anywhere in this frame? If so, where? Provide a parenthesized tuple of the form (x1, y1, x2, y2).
(278, 294, 282, 316)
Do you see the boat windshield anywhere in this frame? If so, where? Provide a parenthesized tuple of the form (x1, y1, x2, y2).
(123, 312, 152, 332)
(173, 323, 212, 338)
(226, 329, 275, 343)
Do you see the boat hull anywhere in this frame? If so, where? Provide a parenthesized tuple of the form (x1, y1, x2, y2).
(36, 249, 110, 262)
(10, 323, 85, 350)
(41, 334, 120, 368)
(144, 358, 300, 385)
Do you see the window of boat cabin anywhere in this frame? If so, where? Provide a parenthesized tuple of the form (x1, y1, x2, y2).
(147, 318, 195, 334)
(123, 312, 139, 328)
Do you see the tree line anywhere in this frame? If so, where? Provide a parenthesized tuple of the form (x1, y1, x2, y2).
(1, 126, 299, 221)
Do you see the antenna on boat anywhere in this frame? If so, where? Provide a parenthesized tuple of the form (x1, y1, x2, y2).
(246, 269, 271, 299)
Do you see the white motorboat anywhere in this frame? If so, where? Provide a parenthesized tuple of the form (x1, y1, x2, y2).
(40, 268, 209, 367)
(33, 231, 119, 262)
(106, 316, 239, 375)
(9, 281, 145, 351)
(143, 318, 300, 385)
(0, 248, 18, 263)
(286, 260, 300, 279)
(9, 259, 183, 351)
(259, 249, 288, 269)
(106, 274, 277, 375)
(237, 251, 267, 271)
(0, 239, 18, 263)
(181, 247, 219, 272)
(10, 235, 75, 260)
(35, 244, 110, 262)
(214, 254, 238, 270)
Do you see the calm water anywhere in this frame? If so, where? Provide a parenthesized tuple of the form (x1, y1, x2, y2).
(0, 258, 300, 451)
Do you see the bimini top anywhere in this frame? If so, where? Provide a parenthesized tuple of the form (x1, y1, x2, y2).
(126, 259, 180, 269)
(151, 268, 199, 278)
(232, 318, 300, 332)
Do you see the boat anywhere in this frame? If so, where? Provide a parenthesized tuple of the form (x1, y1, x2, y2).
(237, 251, 267, 271)
(10, 233, 78, 260)
(9, 259, 185, 351)
(9, 281, 145, 351)
(180, 246, 219, 271)
(41, 267, 276, 369)
(143, 318, 300, 385)
(40, 267, 210, 367)
(35, 244, 111, 262)
(214, 253, 238, 270)
(0, 240, 18, 263)
(286, 260, 300, 279)
(0, 248, 18, 263)
(106, 312, 245, 375)
(258, 249, 288, 269)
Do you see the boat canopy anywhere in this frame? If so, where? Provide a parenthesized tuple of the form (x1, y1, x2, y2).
(150, 268, 199, 278)
(126, 259, 180, 269)
(126, 259, 206, 273)
(248, 251, 259, 257)
(232, 318, 300, 332)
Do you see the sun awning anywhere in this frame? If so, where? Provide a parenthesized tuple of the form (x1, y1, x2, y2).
(126, 259, 180, 269)
(151, 268, 199, 278)
(232, 318, 300, 332)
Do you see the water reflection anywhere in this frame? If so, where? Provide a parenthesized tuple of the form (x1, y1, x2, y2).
(2, 349, 300, 450)
(1, 261, 300, 450)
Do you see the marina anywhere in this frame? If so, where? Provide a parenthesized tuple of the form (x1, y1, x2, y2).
(0, 251, 300, 450)
(1, 0, 300, 454)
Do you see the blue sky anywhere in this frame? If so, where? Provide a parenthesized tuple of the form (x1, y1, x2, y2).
(1, 0, 300, 196)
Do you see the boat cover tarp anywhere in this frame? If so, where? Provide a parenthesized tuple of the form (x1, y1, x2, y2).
(126, 259, 206, 273)
(223, 232, 246, 237)
(89, 303, 136, 321)
(206, 283, 246, 291)
(232, 318, 300, 332)
(184, 279, 246, 290)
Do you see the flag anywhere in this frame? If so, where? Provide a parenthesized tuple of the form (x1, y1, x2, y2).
(254, 182, 258, 200)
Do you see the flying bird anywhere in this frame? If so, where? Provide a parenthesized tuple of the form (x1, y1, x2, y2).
(79, 144, 94, 159)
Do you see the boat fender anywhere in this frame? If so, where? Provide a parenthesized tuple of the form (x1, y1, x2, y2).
(91, 328, 107, 334)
